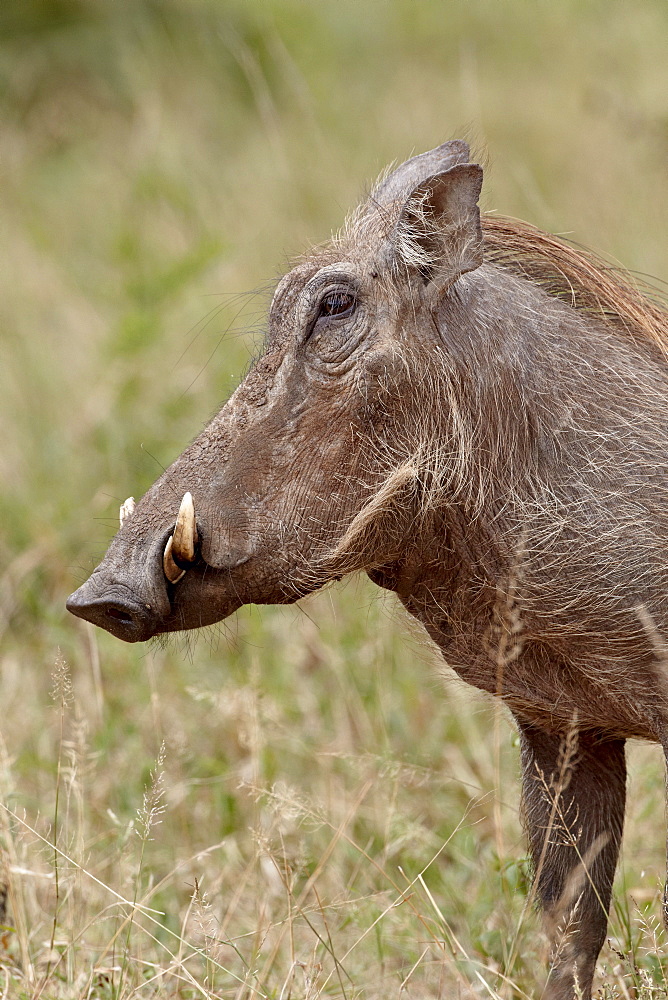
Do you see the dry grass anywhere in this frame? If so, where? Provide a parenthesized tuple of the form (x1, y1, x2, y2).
(2, 1, 668, 995)
(1, 593, 667, 997)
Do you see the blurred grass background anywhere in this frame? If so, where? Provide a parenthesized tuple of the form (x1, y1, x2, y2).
(1, 1, 668, 996)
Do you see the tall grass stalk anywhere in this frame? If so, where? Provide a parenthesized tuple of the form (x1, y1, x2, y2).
(116, 741, 167, 998)
(41, 651, 74, 993)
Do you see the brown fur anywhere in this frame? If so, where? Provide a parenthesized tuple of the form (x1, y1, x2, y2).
(68, 142, 668, 1000)
(483, 213, 668, 355)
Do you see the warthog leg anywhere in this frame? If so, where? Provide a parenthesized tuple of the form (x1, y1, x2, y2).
(515, 717, 626, 1000)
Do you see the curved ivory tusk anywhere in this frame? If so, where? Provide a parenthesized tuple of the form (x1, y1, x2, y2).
(163, 535, 186, 584)
(171, 491, 198, 564)
(119, 497, 136, 527)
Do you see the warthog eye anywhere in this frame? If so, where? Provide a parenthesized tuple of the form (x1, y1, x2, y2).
(319, 291, 356, 319)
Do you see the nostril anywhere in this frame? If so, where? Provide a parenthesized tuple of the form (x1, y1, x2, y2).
(106, 606, 135, 625)
(67, 587, 154, 642)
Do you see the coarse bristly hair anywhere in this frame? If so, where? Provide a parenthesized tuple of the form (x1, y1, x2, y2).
(481, 214, 668, 356)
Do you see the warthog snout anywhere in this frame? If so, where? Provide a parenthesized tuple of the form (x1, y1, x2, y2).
(67, 486, 260, 640)
(66, 585, 157, 642)
(69, 493, 201, 638)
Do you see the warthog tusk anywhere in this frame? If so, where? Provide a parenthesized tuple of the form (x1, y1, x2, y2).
(171, 491, 198, 564)
(163, 535, 186, 584)
(119, 497, 136, 527)
(163, 492, 198, 585)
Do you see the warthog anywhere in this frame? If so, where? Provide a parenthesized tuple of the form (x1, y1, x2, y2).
(68, 141, 668, 999)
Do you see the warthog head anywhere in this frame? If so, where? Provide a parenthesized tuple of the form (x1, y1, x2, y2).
(67, 140, 483, 641)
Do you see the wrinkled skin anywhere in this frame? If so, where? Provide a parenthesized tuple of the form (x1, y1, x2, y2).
(68, 142, 668, 999)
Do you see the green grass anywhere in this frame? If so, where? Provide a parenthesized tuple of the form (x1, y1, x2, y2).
(2, 1, 668, 995)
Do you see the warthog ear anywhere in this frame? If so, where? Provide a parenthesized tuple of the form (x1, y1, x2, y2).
(393, 162, 484, 292)
(370, 140, 471, 206)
